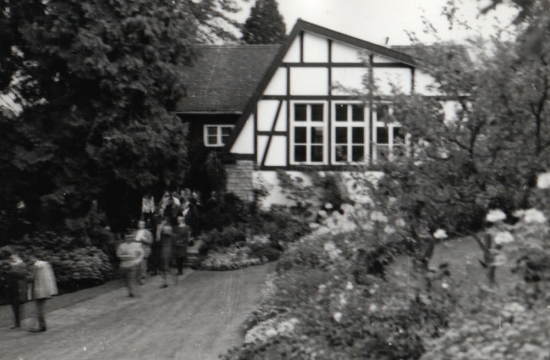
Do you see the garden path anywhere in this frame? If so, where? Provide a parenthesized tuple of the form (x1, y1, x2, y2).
(0, 264, 272, 360)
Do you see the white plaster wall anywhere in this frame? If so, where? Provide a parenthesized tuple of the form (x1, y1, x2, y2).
(283, 38, 300, 62)
(303, 32, 329, 63)
(257, 100, 280, 131)
(331, 67, 368, 95)
(441, 100, 460, 123)
(372, 67, 412, 95)
(230, 115, 254, 154)
(264, 67, 287, 96)
(275, 101, 287, 131)
(257, 135, 269, 163)
(290, 68, 329, 95)
(264, 136, 287, 166)
(331, 41, 365, 63)
(415, 70, 440, 96)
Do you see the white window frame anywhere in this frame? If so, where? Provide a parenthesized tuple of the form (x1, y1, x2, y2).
(289, 101, 328, 165)
(372, 104, 409, 163)
(203, 125, 234, 147)
(331, 102, 370, 165)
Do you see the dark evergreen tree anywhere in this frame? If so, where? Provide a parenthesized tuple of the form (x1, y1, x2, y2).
(242, 0, 286, 44)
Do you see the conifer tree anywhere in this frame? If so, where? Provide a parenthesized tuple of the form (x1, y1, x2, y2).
(242, 0, 287, 44)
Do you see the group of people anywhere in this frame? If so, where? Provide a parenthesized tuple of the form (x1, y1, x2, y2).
(7, 251, 58, 332)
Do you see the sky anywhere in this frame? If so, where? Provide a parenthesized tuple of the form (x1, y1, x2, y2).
(231, 0, 520, 45)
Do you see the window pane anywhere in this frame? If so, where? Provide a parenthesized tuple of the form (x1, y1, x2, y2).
(311, 127, 323, 144)
(335, 104, 347, 121)
(295, 104, 307, 121)
(311, 104, 324, 121)
(294, 145, 306, 162)
(311, 145, 323, 162)
(376, 126, 389, 144)
(221, 127, 233, 136)
(352, 146, 364, 162)
(206, 127, 217, 136)
(207, 135, 218, 145)
(335, 127, 347, 144)
(376, 104, 390, 121)
(393, 127, 405, 144)
(352, 127, 364, 144)
(352, 105, 364, 121)
(294, 127, 306, 143)
(335, 145, 347, 162)
(221, 134, 231, 145)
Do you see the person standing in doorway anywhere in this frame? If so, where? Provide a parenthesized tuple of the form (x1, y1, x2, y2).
(7, 252, 27, 329)
(27, 256, 58, 332)
(116, 232, 144, 297)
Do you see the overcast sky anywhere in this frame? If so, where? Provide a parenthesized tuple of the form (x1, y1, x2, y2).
(232, 0, 520, 45)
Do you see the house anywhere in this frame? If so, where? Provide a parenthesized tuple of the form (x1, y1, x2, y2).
(175, 19, 468, 203)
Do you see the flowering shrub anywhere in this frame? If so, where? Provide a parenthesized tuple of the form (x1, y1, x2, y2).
(198, 244, 268, 271)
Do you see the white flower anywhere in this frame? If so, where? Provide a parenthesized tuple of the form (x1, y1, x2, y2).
(395, 219, 406, 227)
(384, 225, 396, 235)
(309, 222, 320, 229)
(346, 281, 354, 290)
(493, 231, 514, 245)
(370, 211, 388, 222)
(318, 171, 326, 178)
(441, 282, 450, 289)
(318, 284, 326, 293)
(524, 209, 546, 224)
(265, 328, 278, 337)
(325, 203, 333, 209)
(339, 293, 347, 306)
(340, 203, 355, 214)
(513, 209, 526, 218)
(369, 304, 378, 312)
(333, 312, 342, 322)
(318, 210, 328, 218)
(486, 209, 506, 222)
(537, 172, 550, 189)
(433, 229, 448, 239)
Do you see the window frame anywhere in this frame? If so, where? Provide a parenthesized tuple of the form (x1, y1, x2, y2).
(203, 125, 235, 147)
(331, 102, 370, 165)
(372, 103, 409, 163)
(289, 101, 329, 165)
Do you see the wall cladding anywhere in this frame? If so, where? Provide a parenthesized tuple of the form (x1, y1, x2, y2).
(225, 160, 254, 202)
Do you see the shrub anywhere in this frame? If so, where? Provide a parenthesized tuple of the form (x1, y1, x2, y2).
(202, 193, 250, 232)
(199, 226, 247, 255)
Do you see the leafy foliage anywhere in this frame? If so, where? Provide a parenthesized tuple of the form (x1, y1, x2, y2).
(241, 0, 286, 44)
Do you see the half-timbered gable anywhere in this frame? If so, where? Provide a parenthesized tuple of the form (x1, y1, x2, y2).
(225, 20, 420, 170)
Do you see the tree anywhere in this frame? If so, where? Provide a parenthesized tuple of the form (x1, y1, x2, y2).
(0, 0, 240, 235)
(242, 0, 286, 44)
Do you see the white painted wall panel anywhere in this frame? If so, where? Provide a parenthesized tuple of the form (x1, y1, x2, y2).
(441, 100, 460, 123)
(230, 115, 254, 154)
(275, 101, 287, 131)
(264, 136, 287, 166)
(257, 135, 269, 163)
(257, 100, 280, 131)
(283, 38, 300, 62)
(331, 41, 364, 63)
(303, 32, 329, 63)
(415, 70, 440, 95)
(290, 68, 328, 95)
(264, 67, 287, 96)
(372, 68, 412, 95)
(331, 67, 368, 95)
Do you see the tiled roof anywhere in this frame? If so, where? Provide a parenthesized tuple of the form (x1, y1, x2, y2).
(391, 44, 472, 67)
(175, 45, 281, 113)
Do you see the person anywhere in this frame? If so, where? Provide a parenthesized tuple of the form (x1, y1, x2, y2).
(183, 197, 200, 238)
(156, 217, 177, 288)
(158, 191, 171, 215)
(173, 216, 190, 275)
(116, 231, 144, 298)
(134, 220, 153, 283)
(7, 252, 27, 329)
(171, 192, 181, 206)
(27, 256, 58, 332)
(141, 193, 155, 224)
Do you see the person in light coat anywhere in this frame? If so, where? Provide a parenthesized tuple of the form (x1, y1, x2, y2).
(116, 232, 144, 298)
(134, 220, 153, 282)
(27, 256, 58, 332)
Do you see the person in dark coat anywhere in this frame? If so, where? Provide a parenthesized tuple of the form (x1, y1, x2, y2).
(156, 217, 177, 288)
(7, 253, 27, 329)
(173, 216, 190, 275)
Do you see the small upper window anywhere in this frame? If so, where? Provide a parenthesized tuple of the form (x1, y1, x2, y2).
(204, 125, 234, 147)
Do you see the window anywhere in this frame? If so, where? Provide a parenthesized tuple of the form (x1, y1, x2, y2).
(204, 125, 234, 147)
(332, 103, 368, 164)
(291, 103, 327, 164)
(373, 104, 407, 162)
